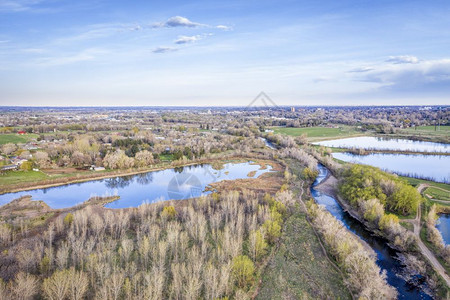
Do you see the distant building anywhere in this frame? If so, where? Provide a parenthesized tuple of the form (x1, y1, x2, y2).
(1, 165, 18, 172)
(290, 107, 295, 112)
(17, 130, 26, 135)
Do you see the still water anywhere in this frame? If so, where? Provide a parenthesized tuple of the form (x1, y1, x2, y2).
(0, 162, 272, 209)
(314, 136, 449, 153)
(311, 165, 431, 299)
(436, 215, 450, 245)
(333, 152, 450, 183)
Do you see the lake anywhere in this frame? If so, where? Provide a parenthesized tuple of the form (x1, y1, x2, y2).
(312, 165, 431, 299)
(314, 136, 449, 153)
(0, 161, 273, 209)
(332, 152, 450, 183)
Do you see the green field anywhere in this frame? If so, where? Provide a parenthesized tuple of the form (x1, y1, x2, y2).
(403, 126, 450, 132)
(0, 133, 39, 145)
(424, 187, 450, 201)
(271, 126, 361, 141)
(401, 176, 450, 191)
(0, 170, 49, 186)
(257, 207, 351, 299)
(397, 126, 449, 143)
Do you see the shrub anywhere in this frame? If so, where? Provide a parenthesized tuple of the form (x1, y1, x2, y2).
(232, 255, 255, 288)
(302, 167, 318, 181)
(161, 206, 177, 220)
(378, 214, 399, 231)
(63, 213, 73, 226)
(20, 161, 33, 171)
(263, 220, 281, 244)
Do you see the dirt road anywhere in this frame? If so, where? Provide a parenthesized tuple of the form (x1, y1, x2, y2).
(414, 184, 450, 287)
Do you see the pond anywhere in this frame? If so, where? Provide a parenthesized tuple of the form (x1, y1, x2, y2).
(0, 161, 273, 209)
(314, 136, 449, 153)
(436, 215, 450, 245)
(311, 165, 431, 299)
(332, 152, 450, 183)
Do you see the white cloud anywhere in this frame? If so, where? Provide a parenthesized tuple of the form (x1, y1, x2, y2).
(351, 58, 450, 94)
(174, 33, 212, 44)
(216, 25, 232, 31)
(386, 55, 419, 64)
(348, 67, 374, 73)
(174, 35, 201, 44)
(152, 16, 204, 28)
(152, 46, 177, 54)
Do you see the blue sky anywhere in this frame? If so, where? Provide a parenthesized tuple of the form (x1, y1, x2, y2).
(0, 0, 449, 106)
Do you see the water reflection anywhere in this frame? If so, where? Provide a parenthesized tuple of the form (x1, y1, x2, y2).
(437, 215, 450, 245)
(105, 175, 134, 189)
(314, 136, 449, 153)
(0, 162, 273, 209)
(333, 152, 450, 183)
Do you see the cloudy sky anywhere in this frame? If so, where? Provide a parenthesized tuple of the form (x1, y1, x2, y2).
(0, 0, 449, 106)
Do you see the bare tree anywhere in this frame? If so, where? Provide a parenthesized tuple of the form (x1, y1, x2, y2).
(10, 272, 39, 300)
(2, 143, 17, 155)
(42, 269, 71, 300)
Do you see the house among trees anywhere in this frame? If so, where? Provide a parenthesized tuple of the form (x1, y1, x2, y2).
(17, 130, 26, 135)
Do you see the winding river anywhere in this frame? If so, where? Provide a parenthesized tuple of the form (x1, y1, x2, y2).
(311, 164, 431, 299)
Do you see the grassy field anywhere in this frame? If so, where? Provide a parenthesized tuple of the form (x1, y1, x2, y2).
(401, 176, 450, 190)
(0, 133, 39, 145)
(425, 187, 450, 201)
(257, 207, 351, 299)
(402, 125, 450, 132)
(0, 170, 49, 186)
(271, 126, 362, 142)
(396, 125, 449, 143)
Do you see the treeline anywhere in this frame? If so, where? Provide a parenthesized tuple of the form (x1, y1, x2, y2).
(0, 189, 292, 299)
(339, 164, 421, 216)
(338, 164, 419, 251)
(306, 200, 397, 299)
(425, 205, 450, 265)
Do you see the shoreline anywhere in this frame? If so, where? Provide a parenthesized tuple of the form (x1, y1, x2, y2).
(0, 156, 280, 198)
(339, 149, 450, 156)
(312, 173, 377, 257)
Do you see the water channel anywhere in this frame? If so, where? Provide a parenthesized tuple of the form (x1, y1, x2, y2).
(311, 164, 431, 299)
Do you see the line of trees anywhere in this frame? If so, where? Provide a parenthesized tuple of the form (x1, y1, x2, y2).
(426, 205, 450, 264)
(338, 164, 419, 251)
(306, 200, 397, 299)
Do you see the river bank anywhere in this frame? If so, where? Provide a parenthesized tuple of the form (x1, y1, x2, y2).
(311, 165, 440, 298)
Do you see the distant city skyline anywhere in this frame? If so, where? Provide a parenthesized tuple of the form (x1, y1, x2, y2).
(1, 0, 450, 106)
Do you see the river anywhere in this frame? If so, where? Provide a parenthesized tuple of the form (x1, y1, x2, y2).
(311, 164, 431, 299)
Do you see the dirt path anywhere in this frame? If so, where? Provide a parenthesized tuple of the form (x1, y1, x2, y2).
(415, 184, 450, 287)
(420, 184, 450, 203)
